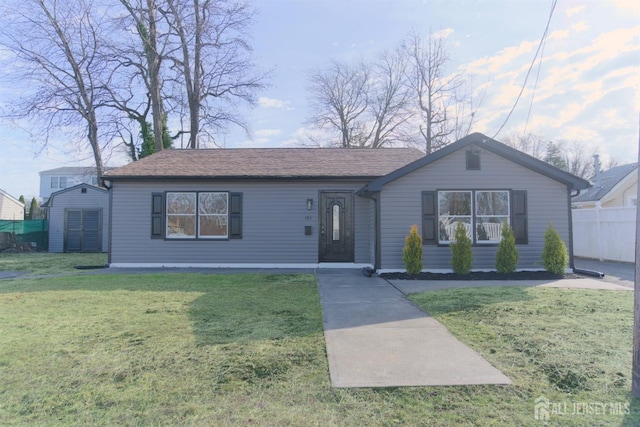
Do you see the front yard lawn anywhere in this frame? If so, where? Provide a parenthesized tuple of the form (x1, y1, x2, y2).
(0, 252, 108, 276)
(0, 272, 638, 426)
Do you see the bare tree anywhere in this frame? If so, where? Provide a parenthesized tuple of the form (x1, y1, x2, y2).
(307, 61, 370, 148)
(502, 132, 548, 159)
(366, 49, 414, 148)
(118, 0, 167, 154)
(307, 49, 413, 149)
(0, 0, 110, 181)
(161, 0, 267, 148)
(502, 133, 599, 179)
(402, 30, 467, 153)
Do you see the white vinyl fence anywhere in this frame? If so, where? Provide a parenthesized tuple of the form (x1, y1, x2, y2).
(572, 206, 637, 263)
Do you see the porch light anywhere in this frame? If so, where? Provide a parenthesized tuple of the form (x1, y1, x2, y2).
(307, 198, 313, 210)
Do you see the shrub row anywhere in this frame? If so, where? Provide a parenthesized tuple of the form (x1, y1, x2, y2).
(403, 222, 568, 275)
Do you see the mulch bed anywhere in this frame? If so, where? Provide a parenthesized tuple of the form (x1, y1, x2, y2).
(380, 271, 584, 281)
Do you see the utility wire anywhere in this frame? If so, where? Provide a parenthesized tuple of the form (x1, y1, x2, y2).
(491, 0, 558, 139)
(522, 20, 549, 136)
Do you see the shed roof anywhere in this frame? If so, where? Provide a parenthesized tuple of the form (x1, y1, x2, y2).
(104, 148, 425, 180)
(572, 162, 637, 203)
(41, 183, 108, 208)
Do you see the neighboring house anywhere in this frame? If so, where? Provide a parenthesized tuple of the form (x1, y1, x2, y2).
(103, 133, 589, 272)
(571, 162, 637, 263)
(572, 162, 637, 208)
(39, 167, 109, 202)
(42, 184, 109, 253)
(0, 189, 25, 220)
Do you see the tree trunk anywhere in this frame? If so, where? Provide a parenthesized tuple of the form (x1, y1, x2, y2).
(146, 0, 164, 153)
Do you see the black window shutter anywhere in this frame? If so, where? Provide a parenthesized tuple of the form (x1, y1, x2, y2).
(512, 190, 528, 244)
(422, 191, 437, 245)
(151, 193, 164, 238)
(229, 192, 243, 239)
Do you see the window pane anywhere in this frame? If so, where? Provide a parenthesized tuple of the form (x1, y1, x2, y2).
(166, 215, 195, 237)
(199, 215, 228, 237)
(476, 191, 509, 215)
(199, 192, 228, 215)
(332, 204, 340, 241)
(51, 177, 58, 189)
(439, 191, 471, 215)
(59, 177, 67, 189)
(167, 193, 196, 214)
(439, 218, 471, 242)
(476, 217, 506, 241)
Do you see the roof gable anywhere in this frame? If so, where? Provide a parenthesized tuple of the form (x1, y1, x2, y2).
(104, 148, 425, 180)
(0, 189, 24, 207)
(359, 133, 591, 194)
(572, 162, 637, 203)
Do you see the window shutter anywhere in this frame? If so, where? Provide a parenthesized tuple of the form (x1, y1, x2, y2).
(422, 191, 437, 245)
(151, 193, 164, 238)
(512, 190, 528, 244)
(229, 192, 243, 239)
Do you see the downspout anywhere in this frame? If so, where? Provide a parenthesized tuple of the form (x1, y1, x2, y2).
(374, 191, 381, 272)
(104, 179, 113, 266)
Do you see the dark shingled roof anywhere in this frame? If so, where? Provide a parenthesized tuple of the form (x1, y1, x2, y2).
(572, 162, 638, 202)
(104, 148, 425, 180)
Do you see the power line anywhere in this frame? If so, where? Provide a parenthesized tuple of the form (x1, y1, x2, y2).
(491, 0, 558, 139)
(522, 18, 549, 136)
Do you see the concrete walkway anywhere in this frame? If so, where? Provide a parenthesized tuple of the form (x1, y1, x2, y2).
(316, 269, 511, 388)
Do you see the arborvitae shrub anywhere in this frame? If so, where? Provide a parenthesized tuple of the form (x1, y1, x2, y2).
(495, 221, 518, 273)
(403, 225, 423, 275)
(542, 222, 568, 275)
(450, 222, 472, 275)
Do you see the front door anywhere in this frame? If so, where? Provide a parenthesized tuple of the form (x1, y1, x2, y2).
(65, 209, 101, 253)
(319, 192, 354, 262)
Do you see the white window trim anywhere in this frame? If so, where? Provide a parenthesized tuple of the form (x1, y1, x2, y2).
(166, 191, 229, 240)
(437, 190, 510, 245)
(438, 190, 472, 244)
(50, 176, 59, 189)
(198, 192, 228, 239)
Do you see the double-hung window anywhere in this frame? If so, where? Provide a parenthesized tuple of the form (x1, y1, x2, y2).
(437, 190, 510, 244)
(166, 192, 228, 239)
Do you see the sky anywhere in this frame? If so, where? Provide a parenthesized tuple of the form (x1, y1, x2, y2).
(0, 0, 639, 200)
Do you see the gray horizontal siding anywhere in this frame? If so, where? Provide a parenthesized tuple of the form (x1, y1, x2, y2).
(110, 180, 372, 265)
(48, 188, 109, 253)
(379, 145, 571, 270)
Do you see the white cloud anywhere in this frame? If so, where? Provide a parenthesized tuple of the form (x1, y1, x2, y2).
(258, 97, 287, 108)
(466, 39, 538, 74)
(433, 28, 454, 39)
(566, 5, 585, 17)
(571, 21, 589, 32)
(254, 128, 281, 138)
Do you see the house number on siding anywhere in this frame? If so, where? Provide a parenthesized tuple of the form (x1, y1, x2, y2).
(305, 215, 313, 221)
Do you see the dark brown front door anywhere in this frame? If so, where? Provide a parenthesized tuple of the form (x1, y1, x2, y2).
(319, 191, 354, 262)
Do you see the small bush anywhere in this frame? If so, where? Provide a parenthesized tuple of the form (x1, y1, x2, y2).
(542, 222, 568, 275)
(496, 222, 518, 273)
(450, 222, 472, 275)
(403, 225, 423, 275)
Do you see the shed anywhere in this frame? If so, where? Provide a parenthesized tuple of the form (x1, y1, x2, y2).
(43, 184, 109, 252)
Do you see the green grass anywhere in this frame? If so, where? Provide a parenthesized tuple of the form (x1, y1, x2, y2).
(0, 252, 108, 276)
(0, 271, 638, 426)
